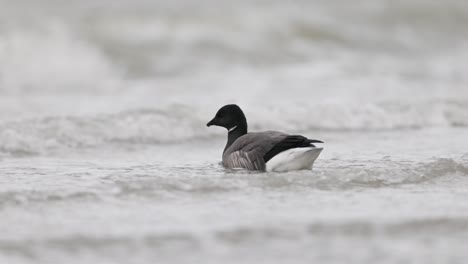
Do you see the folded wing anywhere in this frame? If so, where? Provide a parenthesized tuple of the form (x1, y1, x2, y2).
(222, 131, 286, 170)
(223, 132, 322, 171)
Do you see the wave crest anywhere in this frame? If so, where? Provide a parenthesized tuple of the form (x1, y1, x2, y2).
(0, 107, 212, 156)
(0, 100, 467, 156)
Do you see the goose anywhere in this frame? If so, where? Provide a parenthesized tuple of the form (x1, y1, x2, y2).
(206, 104, 323, 172)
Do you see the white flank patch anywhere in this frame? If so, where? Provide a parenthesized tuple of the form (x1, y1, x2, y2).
(265, 147, 323, 172)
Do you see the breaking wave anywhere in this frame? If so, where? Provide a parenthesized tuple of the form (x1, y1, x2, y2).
(0, 100, 467, 156)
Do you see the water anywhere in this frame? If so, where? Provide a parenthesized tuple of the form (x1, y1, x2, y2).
(1, 0, 468, 263)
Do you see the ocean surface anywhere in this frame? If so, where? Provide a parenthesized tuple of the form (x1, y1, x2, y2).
(1, 0, 468, 263)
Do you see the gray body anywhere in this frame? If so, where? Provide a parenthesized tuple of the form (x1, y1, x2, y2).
(222, 131, 287, 170)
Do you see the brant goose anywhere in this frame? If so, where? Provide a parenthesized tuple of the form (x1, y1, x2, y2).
(207, 104, 323, 172)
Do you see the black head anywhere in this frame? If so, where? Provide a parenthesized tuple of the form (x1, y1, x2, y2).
(206, 104, 247, 132)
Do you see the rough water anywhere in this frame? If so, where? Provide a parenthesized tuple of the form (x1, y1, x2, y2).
(1, 0, 468, 263)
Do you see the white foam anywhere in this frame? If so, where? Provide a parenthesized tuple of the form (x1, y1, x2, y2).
(0, 100, 467, 157)
(0, 23, 122, 94)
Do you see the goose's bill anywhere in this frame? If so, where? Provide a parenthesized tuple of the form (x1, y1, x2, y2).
(206, 118, 215, 127)
(310, 139, 324, 143)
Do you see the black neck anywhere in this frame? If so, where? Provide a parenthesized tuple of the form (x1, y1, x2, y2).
(223, 123, 248, 153)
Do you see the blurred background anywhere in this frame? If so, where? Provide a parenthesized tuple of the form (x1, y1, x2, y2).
(1, 0, 467, 154)
(1, 0, 468, 263)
